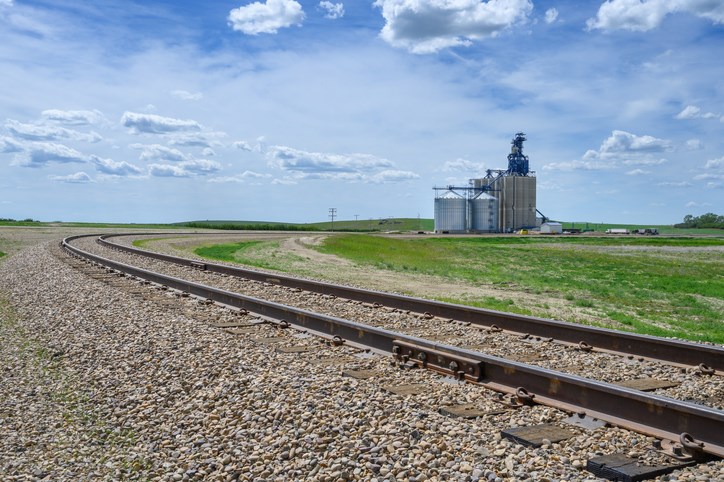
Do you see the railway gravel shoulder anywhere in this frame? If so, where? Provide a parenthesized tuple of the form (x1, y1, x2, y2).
(1, 236, 722, 480)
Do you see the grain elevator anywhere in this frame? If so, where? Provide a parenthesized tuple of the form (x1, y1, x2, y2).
(434, 133, 537, 233)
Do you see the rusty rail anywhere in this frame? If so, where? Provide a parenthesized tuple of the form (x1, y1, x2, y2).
(98, 233, 724, 372)
(63, 234, 724, 458)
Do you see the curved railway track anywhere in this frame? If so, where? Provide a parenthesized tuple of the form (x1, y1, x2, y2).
(99, 232, 722, 373)
(61, 233, 724, 467)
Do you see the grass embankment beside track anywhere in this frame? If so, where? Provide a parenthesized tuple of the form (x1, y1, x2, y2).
(191, 234, 724, 343)
(316, 235, 724, 343)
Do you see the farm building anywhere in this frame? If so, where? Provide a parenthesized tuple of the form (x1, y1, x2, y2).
(540, 222, 562, 234)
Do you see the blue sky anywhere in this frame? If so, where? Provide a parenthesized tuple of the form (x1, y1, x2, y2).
(0, 0, 722, 224)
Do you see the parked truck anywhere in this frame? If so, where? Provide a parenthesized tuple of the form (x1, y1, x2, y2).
(605, 228, 630, 234)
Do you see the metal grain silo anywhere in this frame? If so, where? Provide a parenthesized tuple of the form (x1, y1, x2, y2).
(469, 192, 498, 233)
(497, 175, 536, 232)
(434, 190, 466, 233)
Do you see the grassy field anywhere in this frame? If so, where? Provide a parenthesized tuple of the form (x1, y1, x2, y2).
(315, 235, 724, 343)
(189, 233, 723, 343)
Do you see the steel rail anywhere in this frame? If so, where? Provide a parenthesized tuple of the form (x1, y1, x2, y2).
(98, 233, 724, 372)
(63, 234, 724, 458)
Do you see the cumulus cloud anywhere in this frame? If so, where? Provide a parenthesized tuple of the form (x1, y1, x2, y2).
(228, 0, 305, 35)
(268, 145, 393, 173)
(166, 132, 225, 148)
(91, 157, 143, 176)
(232, 140, 253, 151)
(130, 143, 189, 163)
(0, 136, 23, 153)
(685, 201, 712, 208)
(625, 168, 650, 176)
(266, 145, 419, 182)
(148, 159, 222, 178)
(545, 130, 671, 171)
(704, 157, 723, 170)
(675, 105, 720, 120)
(49, 172, 93, 183)
(370, 169, 420, 183)
(12, 142, 91, 167)
(319, 1, 344, 19)
(120, 112, 201, 135)
(5, 119, 102, 143)
(542, 159, 613, 171)
(441, 158, 486, 174)
(170, 90, 203, 101)
(544, 8, 559, 24)
(598, 130, 672, 153)
(587, 0, 724, 32)
(41, 109, 106, 126)
(374, 0, 533, 53)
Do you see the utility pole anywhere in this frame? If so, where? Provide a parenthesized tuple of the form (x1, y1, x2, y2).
(328, 208, 337, 231)
(355, 214, 359, 222)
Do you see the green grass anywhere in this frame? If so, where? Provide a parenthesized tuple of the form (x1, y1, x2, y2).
(193, 240, 291, 271)
(0, 250, 5, 258)
(317, 235, 724, 343)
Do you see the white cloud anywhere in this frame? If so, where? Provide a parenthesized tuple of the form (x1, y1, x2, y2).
(202, 147, 216, 157)
(686, 201, 712, 207)
(148, 159, 222, 178)
(587, 0, 724, 32)
(370, 169, 419, 183)
(544, 8, 559, 24)
(49, 172, 93, 183)
(265, 145, 420, 183)
(0, 0, 12, 7)
(91, 157, 143, 177)
(319, 1, 344, 19)
(170, 90, 203, 101)
(374, 0, 533, 54)
(41, 109, 106, 126)
(233, 140, 253, 151)
(209, 171, 272, 183)
(5, 119, 102, 143)
(542, 159, 613, 171)
(120, 112, 201, 135)
(130, 143, 189, 163)
(598, 130, 671, 154)
(0, 136, 23, 153)
(267, 145, 393, 173)
(12, 142, 91, 167)
(706, 182, 722, 189)
(686, 139, 703, 150)
(657, 181, 691, 187)
(675, 104, 720, 120)
(441, 158, 486, 174)
(704, 157, 723, 169)
(166, 132, 225, 148)
(693, 173, 724, 181)
(625, 168, 650, 175)
(228, 0, 305, 35)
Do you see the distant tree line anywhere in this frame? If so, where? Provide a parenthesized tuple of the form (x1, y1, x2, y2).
(0, 218, 40, 223)
(674, 213, 724, 229)
(180, 222, 318, 231)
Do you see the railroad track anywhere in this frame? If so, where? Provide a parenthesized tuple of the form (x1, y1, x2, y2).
(98, 232, 723, 373)
(61, 233, 724, 477)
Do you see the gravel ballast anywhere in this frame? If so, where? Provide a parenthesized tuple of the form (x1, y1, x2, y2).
(1, 230, 722, 481)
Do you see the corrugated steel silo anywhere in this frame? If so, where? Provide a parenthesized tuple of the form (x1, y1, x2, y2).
(434, 190, 466, 233)
(497, 175, 536, 232)
(469, 192, 498, 233)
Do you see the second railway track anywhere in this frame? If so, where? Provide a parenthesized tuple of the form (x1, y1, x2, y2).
(61, 233, 724, 469)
